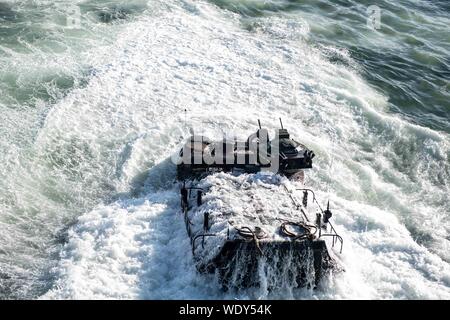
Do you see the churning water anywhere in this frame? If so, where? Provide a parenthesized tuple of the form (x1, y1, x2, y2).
(0, 0, 449, 299)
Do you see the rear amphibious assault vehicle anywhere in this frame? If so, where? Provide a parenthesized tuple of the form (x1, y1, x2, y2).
(176, 120, 343, 290)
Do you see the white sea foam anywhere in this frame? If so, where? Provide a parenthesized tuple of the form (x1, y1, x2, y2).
(38, 0, 450, 299)
(44, 173, 450, 299)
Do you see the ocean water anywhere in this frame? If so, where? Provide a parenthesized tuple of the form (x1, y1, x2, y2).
(0, 0, 449, 299)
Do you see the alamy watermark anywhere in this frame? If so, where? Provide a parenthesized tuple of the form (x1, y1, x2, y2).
(171, 129, 281, 173)
(58, 4, 82, 29)
(367, 5, 381, 30)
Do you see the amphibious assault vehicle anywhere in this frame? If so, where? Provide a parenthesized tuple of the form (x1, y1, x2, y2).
(176, 120, 343, 290)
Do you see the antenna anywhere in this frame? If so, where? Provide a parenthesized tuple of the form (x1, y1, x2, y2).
(279, 118, 284, 129)
(184, 109, 187, 129)
(257, 119, 262, 129)
(323, 200, 332, 223)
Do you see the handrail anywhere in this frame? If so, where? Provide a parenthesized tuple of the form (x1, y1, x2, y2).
(296, 188, 325, 212)
(283, 185, 309, 222)
(318, 233, 343, 253)
(294, 188, 343, 253)
(192, 233, 217, 256)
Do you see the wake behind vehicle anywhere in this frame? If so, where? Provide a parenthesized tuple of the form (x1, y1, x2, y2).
(176, 120, 343, 290)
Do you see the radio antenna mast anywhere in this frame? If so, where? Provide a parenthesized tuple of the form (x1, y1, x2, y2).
(279, 118, 284, 129)
(257, 119, 262, 129)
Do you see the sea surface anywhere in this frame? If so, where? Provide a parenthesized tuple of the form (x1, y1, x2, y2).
(0, 0, 449, 299)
